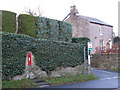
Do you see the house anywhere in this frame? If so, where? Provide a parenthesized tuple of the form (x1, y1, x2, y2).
(64, 5, 113, 53)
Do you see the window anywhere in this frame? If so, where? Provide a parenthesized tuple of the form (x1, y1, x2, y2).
(100, 40, 104, 48)
(99, 26, 103, 35)
(100, 40, 104, 52)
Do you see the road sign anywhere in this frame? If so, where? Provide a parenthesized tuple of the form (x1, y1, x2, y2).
(88, 42, 92, 50)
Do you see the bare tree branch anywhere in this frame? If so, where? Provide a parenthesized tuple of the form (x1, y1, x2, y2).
(24, 7, 42, 17)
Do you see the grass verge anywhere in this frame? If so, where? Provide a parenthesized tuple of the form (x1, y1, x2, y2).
(110, 69, 120, 71)
(2, 73, 97, 88)
(2, 79, 37, 88)
(43, 73, 97, 86)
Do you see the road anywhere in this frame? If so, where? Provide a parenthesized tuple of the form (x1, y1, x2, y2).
(45, 68, 119, 88)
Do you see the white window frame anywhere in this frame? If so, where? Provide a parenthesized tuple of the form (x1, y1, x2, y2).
(100, 40, 104, 48)
(99, 26, 103, 35)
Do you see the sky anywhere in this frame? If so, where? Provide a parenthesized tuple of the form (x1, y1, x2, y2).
(0, 0, 119, 36)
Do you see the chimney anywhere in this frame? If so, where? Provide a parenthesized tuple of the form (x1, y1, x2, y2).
(70, 5, 79, 16)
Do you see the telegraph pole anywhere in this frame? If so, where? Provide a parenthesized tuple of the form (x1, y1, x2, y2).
(87, 42, 92, 75)
(84, 46, 87, 74)
(88, 49, 91, 75)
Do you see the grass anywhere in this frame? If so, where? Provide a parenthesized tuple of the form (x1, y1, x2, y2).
(43, 73, 97, 86)
(2, 79, 37, 88)
(110, 69, 120, 71)
(2, 73, 97, 88)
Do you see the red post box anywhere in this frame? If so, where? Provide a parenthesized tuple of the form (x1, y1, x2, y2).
(27, 53, 32, 66)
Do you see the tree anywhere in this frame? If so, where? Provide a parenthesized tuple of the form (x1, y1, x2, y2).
(24, 6, 42, 17)
(113, 36, 120, 43)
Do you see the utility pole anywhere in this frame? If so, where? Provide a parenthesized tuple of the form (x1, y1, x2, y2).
(88, 49, 91, 75)
(84, 46, 87, 74)
(87, 42, 92, 75)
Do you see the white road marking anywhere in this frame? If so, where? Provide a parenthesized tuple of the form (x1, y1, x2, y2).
(38, 85, 50, 88)
(93, 68, 118, 75)
(92, 68, 118, 80)
(100, 77, 118, 80)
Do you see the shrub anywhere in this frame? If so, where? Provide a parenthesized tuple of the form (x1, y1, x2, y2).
(0, 11, 2, 30)
(1, 10, 16, 33)
(2, 32, 33, 80)
(71, 37, 90, 45)
(33, 40, 84, 74)
(71, 37, 90, 57)
(113, 36, 120, 44)
(36, 17, 59, 40)
(36, 17, 72, 42)
(58, 21, 72, 42)
(18, 14, 72, 42)
(2, 32, 87, 80)
(18, 14, 37, 38)
(18, 15, 72, 42)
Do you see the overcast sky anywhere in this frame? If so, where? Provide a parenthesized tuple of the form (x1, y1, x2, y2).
(0, 0, 119, 36)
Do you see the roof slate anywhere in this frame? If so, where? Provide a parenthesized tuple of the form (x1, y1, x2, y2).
(80, 15, 113, 27)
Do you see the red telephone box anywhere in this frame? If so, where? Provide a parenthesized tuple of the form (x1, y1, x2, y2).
(27, 53, 32, 66)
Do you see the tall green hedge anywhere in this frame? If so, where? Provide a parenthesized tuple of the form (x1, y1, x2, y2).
(18, 15, 72, 42)
(36, 17, 59, 40)
(71, 37, 90, 45)
(2, 32, 86, 80)
(58, 21, 72, 42)
(34, 39, 84, 74)
(18, 14, 37, 38)
(36, 17, 72, 42)
(1, 10, 16, 33)
(2, 32, 32, 80)
(0, 11, 2, 31)
(71, 37, 90, 57)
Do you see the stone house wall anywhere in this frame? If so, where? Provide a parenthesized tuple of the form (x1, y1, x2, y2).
(66, 15, 113, 53)
(66, 15, 89, 38)
(88, 23, 113, 53)
(65, 5, 113, 54)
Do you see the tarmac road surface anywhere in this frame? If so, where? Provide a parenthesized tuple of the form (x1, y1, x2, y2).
(45, 68, 119, 89)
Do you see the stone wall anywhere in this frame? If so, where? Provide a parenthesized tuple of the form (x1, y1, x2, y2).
(91, 54, 119, 70)
(12, 65, 84, 80)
